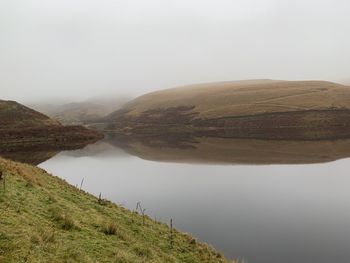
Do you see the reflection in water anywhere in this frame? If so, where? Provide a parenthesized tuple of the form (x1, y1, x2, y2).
(0, 150, 59, 165)
(4, 133, 350, 166)
(0, 141, 100, 165)
(39, 139, 350, 263)
(106, 133, 350, 164)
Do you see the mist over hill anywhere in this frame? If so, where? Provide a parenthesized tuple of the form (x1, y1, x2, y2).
(28, 97, 131, 125)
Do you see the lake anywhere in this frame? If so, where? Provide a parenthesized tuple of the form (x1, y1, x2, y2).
(36, 136, 350, 263)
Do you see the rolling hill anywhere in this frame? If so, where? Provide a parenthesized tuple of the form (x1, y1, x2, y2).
(105, 80, 350, 140)
(0, 100, 102, 153)
(0, 100, 60, 128)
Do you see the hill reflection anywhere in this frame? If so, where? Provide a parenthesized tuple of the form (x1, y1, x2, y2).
(105, 133, 350, 165)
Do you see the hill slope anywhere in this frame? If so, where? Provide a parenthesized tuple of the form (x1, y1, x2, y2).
(109, 80, 350, 118)
(106, 80, 350, 140)
(0, 100, 59, 128)
(0, 100, 102, 152)
(0, 158, 229, 263)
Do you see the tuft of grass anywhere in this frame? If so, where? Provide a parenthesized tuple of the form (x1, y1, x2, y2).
(60, 213, 76, 230)
(40, 228, 56, 243)
(113, 250, 135, 263)
(50, 207, 77, 230)
(102, 221, 118, 235)
(132, 244, 153, 259)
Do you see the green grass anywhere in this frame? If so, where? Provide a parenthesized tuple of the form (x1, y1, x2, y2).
(0, 158, 230, 263)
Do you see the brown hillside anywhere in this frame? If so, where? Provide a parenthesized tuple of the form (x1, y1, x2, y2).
(0, 100, 59, 128)
(110, 80, 350, 118)
(106, 80, 350, 140)
(0, 100, 102, 154)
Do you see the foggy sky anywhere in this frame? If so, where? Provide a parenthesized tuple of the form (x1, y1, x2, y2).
(1, 0, 350, 103)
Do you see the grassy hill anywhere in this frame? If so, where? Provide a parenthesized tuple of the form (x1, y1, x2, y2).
(110, 80, 350, 118)
(106, 80, 350, 140)
(0, 158, 231, 263)
(0, 100, 102, 153)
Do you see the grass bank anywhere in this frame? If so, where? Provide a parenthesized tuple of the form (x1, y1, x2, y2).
(0, 157, 235, 263)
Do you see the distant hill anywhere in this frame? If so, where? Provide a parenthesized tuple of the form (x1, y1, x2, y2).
(0, 100, 102, 153)
(106, 80, 350, 140)
(29, 97, 130, 125)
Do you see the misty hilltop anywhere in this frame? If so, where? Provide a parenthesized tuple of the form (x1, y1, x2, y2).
(105, 80, 350, 140)
(28, 97, 130, 125)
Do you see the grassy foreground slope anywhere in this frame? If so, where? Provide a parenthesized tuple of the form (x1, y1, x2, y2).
(0, 158, 229, 263)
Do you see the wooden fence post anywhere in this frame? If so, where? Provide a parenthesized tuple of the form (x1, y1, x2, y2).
(170, 218, 174, 249)
(80, 178, 84, 191)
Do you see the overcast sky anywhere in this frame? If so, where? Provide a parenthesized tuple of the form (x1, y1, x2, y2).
(1, 0, 350, 103)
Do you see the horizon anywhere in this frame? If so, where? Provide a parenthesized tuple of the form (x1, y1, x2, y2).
(18, 78, 350, 105)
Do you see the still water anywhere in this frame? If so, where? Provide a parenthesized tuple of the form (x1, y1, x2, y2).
(39, 137, 350, 263)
